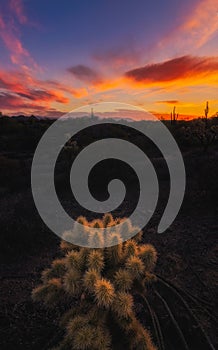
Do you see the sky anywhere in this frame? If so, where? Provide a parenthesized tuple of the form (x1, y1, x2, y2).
(0, 0, 218, 119)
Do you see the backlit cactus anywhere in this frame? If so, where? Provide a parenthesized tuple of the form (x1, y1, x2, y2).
(94, 278, 115, 308)
(32, 214, 157, 350)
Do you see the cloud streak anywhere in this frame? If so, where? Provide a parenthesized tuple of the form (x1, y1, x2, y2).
(180, 0, 218, 49)
(67, 65, 102, 84)
(10, 0, 27, 24)
(0, 91, 67, 117)
(0, 14, 31, 66)
(0, 68, 87, 115)
(0, 0, 38, 69)
(156, 100, 180, 105)
(93, 45, 143, 70)
(125, 55, 218, 84)
(157, 0, 218, 53)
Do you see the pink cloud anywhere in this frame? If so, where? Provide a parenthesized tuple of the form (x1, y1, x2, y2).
(0, 16, 29, 61)
(0, 68, 87, 115)
(93, 45, 143, 70)
(0, 90, 65, 117)
(0, 1, 38, 69)
(10, 0, 27, 24)
(157, 0, 218, 52)
(181, 0, 218, 48)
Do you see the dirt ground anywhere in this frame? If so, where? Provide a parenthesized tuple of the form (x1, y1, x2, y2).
(0, 149, 217, 350)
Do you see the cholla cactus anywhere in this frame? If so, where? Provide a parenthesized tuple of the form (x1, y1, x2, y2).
(32, 214, 157, 350)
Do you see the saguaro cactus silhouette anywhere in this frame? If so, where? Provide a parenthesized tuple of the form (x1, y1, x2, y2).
(204, 101, 209, 120)
(170, 106, 179, 125)
(32, 214, 157, 350)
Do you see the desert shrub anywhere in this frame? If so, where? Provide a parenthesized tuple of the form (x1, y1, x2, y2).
(185, 119, 218, 152)
(32, 214, 157, 350)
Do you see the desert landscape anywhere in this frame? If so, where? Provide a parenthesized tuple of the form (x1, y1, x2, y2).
(0, 114, 217, 349)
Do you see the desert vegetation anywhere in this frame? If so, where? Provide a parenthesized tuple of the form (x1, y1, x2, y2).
(0, 115, 217, 349)
(31, 214, 216, 350)
(32, 214, 157, 350)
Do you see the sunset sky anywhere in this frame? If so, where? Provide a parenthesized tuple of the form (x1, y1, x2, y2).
(0, 0, 218, 119)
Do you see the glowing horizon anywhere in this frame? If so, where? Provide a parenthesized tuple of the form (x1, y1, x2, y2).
(0, 0, 218, 119)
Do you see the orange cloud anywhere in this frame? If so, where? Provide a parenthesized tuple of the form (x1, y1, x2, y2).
(0, 68, 88, 115)
(125, 55, 218, 84)
(17, 89, 69, 104)
(44, 80, 87, 98)
(0, 91, 66, 117)
(0, 91, 40, 111)
(0, 69, 86, 98)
